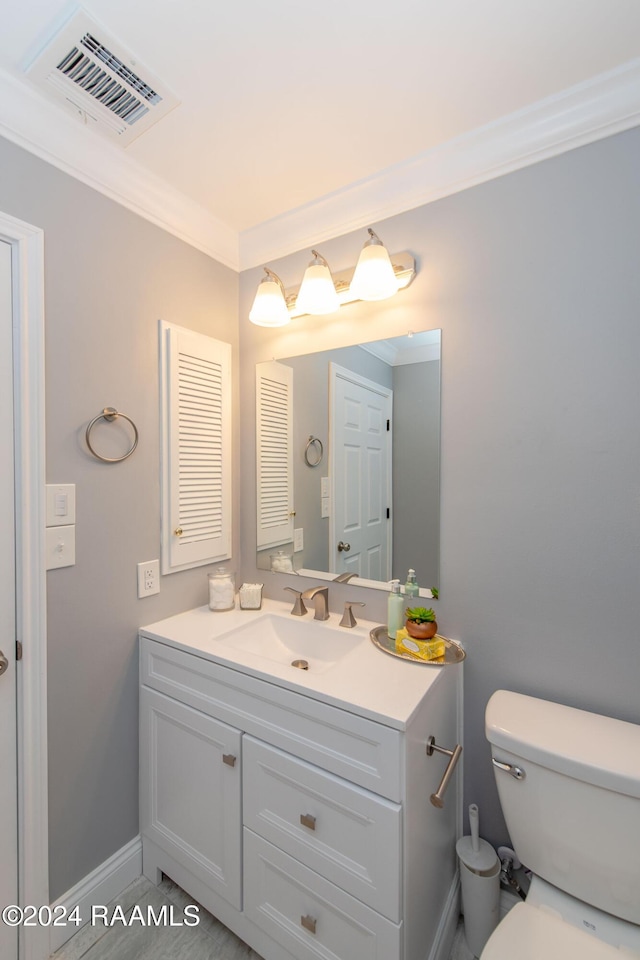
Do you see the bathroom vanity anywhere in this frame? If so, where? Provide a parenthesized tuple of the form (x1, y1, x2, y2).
(139, 599, 462, 960)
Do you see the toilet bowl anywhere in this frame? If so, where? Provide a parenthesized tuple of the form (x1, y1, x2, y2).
(482, 691, 640, 959)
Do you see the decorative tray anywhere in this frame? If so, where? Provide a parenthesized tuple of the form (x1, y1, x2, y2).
(369, 625, 466, 665)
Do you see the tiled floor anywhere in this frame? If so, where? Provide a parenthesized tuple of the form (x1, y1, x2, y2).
(50, 876, 262, 960)
(50, 874, 471, 960)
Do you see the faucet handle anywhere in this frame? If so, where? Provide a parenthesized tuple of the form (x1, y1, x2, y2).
(283, 587, 307, 616)
(340, 601, 365, 628)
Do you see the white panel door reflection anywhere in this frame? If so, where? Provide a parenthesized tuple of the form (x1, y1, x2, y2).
(330, 363, 392, 580)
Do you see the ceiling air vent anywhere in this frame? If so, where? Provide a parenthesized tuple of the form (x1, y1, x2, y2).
(26, 10, 180, 146)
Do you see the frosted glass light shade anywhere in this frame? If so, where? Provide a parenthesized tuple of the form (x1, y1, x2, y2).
(295, 252, 340, 315)
(350, 233, 399, 301)
(249, 272, 291, 327)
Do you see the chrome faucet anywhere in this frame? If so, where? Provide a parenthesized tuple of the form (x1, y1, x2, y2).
(301, 586, 329, 621)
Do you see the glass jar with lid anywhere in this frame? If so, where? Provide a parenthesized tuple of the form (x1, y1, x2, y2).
(270, 550, 294, 573)
(208, 567, 235, 611)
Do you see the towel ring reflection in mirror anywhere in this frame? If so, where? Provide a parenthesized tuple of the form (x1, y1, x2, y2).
(304, 435, 324, 467)
(86, 407, 139, 463)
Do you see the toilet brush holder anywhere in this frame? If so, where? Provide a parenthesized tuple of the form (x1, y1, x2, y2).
(458, 856, 500, 957)
(457, 803, 501, 957)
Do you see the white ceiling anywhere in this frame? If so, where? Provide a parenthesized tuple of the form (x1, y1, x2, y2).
(1, 0, 640, 270)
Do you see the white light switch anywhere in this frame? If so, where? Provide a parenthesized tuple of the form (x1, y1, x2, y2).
(321, 497, 330, 518)
(294, 528, 304, 552)
(321, 476, 330, 498)
(46, 484, 76, 527)
(46, 524, 76, 570)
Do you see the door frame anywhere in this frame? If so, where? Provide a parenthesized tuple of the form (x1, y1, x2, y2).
(1, 211, 48, 960)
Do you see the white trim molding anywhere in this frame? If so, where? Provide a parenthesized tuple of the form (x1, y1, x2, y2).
(0, 209, 48, 960)
(239, 57, 640, 268)
(1, 59, 639, 272)
(0, 67, 239, 271)
(49, 837, 143, 954)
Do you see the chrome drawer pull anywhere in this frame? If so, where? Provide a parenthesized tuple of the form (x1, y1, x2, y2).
(301, 914, 317, 935)
(426, 736, 462, 808)
(492, 758, 526, 780)
(300, 813, 316, 831)
(222, 753, 236, 767)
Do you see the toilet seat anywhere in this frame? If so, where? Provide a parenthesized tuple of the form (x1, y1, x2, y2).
(481, 903, 638, 959)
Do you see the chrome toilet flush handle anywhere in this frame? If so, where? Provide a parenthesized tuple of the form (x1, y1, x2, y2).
(492, 758, 526, 780)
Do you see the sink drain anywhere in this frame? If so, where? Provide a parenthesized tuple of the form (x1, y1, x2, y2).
(291, 659, 309, 670)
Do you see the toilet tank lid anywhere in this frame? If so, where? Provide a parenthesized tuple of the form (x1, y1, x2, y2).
(486, 691, 640, 799)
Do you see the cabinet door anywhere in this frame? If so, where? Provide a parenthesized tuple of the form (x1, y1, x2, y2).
(140, 687, 242, 909)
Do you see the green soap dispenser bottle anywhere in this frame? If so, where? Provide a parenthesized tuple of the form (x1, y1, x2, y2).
(405, 568, 420, 597)
(387, 579, 404, 640)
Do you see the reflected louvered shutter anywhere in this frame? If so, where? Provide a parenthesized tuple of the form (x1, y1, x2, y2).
(161, 321, 231, 573)
(256, 360, 293, 549)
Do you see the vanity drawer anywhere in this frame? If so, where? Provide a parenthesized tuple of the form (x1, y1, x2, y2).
(140, 637, 402, 800)
(244, 831, 401, 960)
(243, 737, 401, 921)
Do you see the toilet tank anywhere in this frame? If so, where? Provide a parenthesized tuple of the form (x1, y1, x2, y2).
(486, 690, 640, 925)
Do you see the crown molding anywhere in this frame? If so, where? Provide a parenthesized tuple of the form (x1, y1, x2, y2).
(0, 67, 239, 270)
(239, 58, 640, 270)
(1, 59, 639, 275)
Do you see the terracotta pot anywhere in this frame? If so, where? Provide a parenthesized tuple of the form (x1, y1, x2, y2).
(405, 619, 438, 640)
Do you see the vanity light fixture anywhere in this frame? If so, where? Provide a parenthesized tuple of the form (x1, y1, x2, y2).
(295, 250, 340, 316)
(249, 267, 291, 327)
(248, 227, 417, 325)
(349, 228, 399, 301)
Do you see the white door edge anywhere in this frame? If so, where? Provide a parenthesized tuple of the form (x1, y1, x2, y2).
(0, 210, 49, 960)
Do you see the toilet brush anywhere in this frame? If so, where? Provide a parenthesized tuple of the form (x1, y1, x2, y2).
(456, 803, 498, 873)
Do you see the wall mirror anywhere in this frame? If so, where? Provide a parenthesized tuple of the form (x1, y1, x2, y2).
(256, 330, 441, 593)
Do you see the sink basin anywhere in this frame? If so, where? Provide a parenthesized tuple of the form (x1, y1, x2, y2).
(214, 614, 363, 674)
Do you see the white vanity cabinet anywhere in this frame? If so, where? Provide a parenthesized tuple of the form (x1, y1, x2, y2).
(139, 606, 462, 960)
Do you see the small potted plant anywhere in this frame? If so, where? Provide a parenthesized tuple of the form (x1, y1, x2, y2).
(405, 606, 438, 640)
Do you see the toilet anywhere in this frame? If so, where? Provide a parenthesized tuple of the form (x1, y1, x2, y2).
(482, 690, 640, 958)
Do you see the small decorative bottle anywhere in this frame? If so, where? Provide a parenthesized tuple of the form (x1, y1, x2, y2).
(208, 567, 235, 611)
(387, 579, 404, 640)
(404, 568, 420, 598)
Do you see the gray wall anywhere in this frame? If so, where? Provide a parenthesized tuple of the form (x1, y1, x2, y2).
(239, 126, 640, 846)
(392, 359, 440, 587)
(0, 135, 239, 900)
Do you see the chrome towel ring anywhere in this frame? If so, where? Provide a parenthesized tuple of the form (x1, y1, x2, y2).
(304, 435, 323, 467)
(86, 407, 139, 463)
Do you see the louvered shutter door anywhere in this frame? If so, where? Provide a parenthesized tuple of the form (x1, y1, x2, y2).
(161, 322, 231, 572)
(256, 361, 294, 549)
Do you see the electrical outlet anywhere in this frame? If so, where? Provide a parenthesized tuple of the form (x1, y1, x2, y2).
(137, 559, 160, 598)
(294, 527, 304, 552)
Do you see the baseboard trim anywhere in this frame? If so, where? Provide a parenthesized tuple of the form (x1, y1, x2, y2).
(49, 836, 142, 954)
(429, 871, 461, 960)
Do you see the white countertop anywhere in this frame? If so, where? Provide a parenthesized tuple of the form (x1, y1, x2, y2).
(140, 598, 461, 730)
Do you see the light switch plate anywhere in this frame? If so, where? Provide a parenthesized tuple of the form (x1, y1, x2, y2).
(321, 476, 329, 498)
(46, 524, 76, 569)
(46, 484, 76, 526)
(321, 497, 330, 518)
(294, 528, 304, 552)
